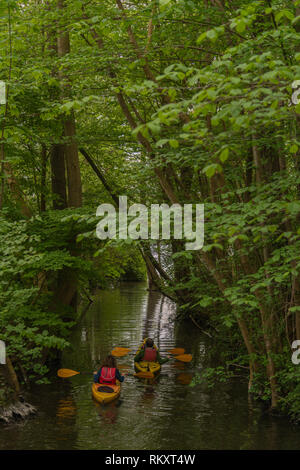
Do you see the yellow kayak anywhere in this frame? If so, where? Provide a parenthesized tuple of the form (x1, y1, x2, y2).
(134, 339, 161, 377)
(134, 361, 161, 375)
(91, 382, 121, 404)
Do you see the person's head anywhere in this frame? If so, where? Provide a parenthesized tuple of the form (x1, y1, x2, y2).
(145, 338, 154, 348)
(101, 354, 117, 368)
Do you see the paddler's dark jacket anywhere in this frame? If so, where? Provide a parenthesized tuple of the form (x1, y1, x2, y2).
(134, 348, 169, 365)
(93, 367, 125, 384)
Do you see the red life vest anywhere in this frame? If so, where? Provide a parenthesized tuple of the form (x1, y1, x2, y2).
(143, 347, 157, 362)
(99, 367, 116, 385)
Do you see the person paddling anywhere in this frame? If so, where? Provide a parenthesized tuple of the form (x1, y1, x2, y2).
(134, 338, 169, 364)
(93, 354, 125, 385)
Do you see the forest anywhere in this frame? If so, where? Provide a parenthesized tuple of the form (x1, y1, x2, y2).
(0, 0, 300, 425)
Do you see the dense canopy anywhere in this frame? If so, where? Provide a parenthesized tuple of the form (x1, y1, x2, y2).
(0, 0, 300, 419)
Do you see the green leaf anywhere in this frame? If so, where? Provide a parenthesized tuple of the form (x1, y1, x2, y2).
(169, 139, 179, 148)
(290, 144, 298, 154)
(197, 32, 207, 44)
(160, 0, 171, 7)
(203, 163, 222, 178)
(206, 30, 217, 41)
(219, 147, 229, 163)
(236, 20, 246, 33)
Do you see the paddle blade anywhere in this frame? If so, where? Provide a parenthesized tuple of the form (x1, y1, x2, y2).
(134, 371, 154, 379)
(168, 348, 185, 355)
(57, 369, 80, 378)
(174, 354, 192, 363)
(113, 347, 131, 352)
(111, 350, 128, 357)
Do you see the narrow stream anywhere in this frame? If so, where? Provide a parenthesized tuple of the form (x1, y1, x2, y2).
(1, 282, 300, 450)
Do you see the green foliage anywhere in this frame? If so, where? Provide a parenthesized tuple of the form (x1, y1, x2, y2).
(1, 0, 300, 419)
(0, 209, 145, 383)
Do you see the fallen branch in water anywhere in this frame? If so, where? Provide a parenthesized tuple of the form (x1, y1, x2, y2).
(227, 363, 250, 370)
(189, 315, 213, 338)
(74, 296, 93, 326)
(82, 288, 93, 304)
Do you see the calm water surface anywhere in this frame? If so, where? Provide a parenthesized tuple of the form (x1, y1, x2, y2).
(1, 282, 300, 450)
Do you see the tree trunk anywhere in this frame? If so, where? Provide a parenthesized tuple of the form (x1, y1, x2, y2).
(50, 143, 67, 209)
(40, 144, 47, 212)
(57, 0, 82, 208)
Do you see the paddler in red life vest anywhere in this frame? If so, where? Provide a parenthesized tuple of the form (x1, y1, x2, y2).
(93, 355, 125, 385)
(134, 338, 170, 364)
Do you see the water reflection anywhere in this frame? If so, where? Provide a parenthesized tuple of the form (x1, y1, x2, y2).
(94, 402, 119, 425)
(56, 397, 77, 420)
(176, 373, 193, 385)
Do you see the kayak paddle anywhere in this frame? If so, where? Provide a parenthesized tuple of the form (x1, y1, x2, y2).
(57, 368, 115, 378)
(113, 347, 131, 352)
(168, 348, 185, 355)
(58, 367, 139, 379)
(174, 354, 192, 363)
(58, 368, 81, 378)
(111, 349, 129, 357)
